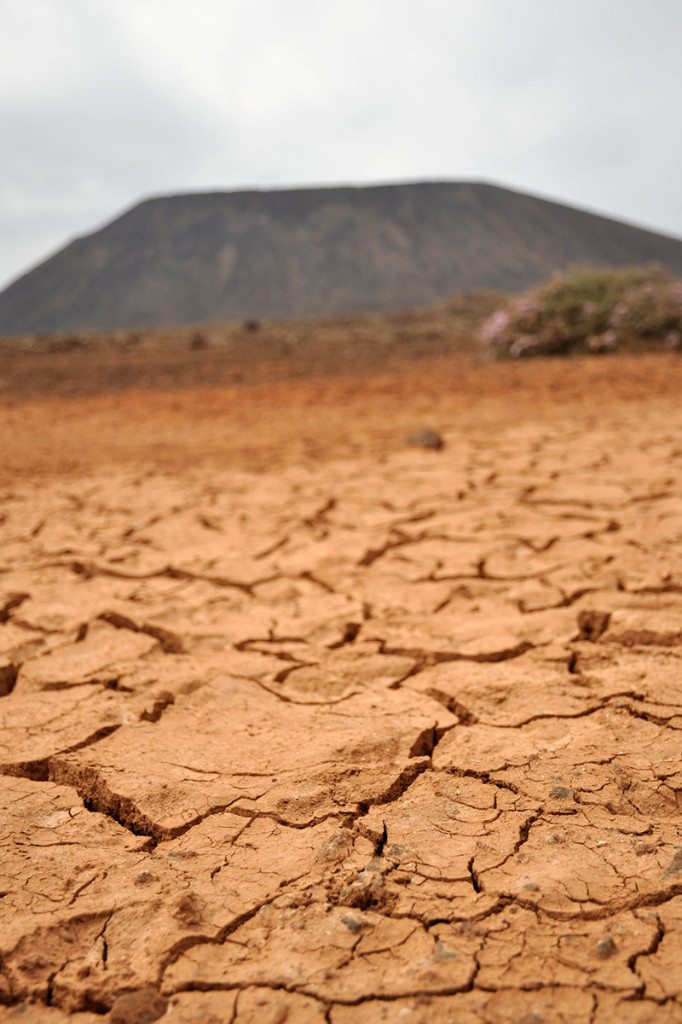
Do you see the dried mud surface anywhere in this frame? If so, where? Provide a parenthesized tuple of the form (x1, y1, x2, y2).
(1, 352, 682, 1023)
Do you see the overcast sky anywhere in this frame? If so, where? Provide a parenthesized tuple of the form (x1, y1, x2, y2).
(1, 0, 681, 288)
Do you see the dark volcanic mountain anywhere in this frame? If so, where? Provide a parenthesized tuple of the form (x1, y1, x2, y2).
(2, 181, 682, 335)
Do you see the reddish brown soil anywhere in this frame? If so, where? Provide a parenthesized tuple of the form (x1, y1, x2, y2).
(1, 347, 682, 1023)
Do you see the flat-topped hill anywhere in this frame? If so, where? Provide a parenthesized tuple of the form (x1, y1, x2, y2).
(2, 181, 682, 334)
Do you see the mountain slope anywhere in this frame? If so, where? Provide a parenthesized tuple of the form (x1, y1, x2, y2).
(2, 181, 682, 335)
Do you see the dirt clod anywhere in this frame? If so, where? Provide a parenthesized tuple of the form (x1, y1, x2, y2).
(577, 609, 611, 641)
(405, 427, 445, 450)
(109, 989, 168, 1024)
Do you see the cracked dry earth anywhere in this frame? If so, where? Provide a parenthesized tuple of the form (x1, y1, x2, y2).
(1, 356, 682, 1023)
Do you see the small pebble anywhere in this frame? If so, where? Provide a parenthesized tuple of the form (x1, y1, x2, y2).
(595, 936, 618, 959)
(634, 842, 657, 856)
(548, 785, 572, 800)
(341, 914, 366, 933)
(406, 428, 445, 451)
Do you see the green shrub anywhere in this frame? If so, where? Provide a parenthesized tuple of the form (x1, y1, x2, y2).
(480, 266, 682, 359)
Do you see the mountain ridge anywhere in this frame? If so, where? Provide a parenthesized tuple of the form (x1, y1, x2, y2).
(2, 180, 682, 336)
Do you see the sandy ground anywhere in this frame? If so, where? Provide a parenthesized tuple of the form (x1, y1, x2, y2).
(1, 351, 682, 1023)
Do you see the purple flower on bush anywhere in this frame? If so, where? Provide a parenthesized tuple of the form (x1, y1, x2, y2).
(480, 309, 511, 344)
(587, 330, 618, 353)
(479, 266, 682, 360)
(509, 335, 540, 359)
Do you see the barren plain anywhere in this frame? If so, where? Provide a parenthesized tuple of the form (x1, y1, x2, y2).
(1, 338, 682, 1023)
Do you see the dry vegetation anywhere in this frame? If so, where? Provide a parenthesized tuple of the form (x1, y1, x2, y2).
(0, 292, 500, 400)
(481, 266, 682, 359)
